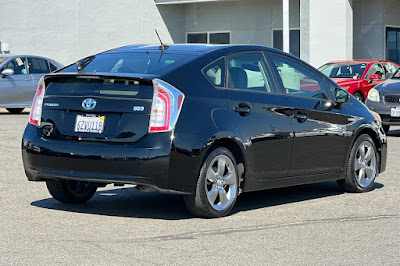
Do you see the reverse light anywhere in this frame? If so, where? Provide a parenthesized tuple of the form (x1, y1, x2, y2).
(29, 77, 45, 126)
(367, 88, 380, 102)
(149, 79, 185, 133)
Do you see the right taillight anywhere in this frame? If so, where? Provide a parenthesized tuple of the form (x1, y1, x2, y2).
(149, 79, 185, 133)
(29, 77, 45, 126)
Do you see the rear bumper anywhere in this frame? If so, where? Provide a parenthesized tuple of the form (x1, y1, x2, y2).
(22, 123, 188, 194)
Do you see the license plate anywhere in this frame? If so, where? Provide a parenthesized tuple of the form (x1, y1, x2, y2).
(74, 115, 105, 134)
(391, 108, 400, 117)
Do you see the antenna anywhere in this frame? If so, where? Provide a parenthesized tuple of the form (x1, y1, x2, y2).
(155, 29, 169, 52)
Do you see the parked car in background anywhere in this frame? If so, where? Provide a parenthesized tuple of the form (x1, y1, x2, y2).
(366, 68, 400, 133)
(0, 55, 62, 114)
(319, 60, 399, 102)
(22, 45, 386, 218)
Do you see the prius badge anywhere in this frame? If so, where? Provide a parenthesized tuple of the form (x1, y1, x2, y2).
(82, 98, 97, 110)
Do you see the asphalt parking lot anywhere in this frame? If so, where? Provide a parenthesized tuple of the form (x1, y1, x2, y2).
(1, 109, 399, 265)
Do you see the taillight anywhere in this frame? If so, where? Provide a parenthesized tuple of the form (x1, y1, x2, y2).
(149, 79, 185, 133)
(29, 77, 45, 126)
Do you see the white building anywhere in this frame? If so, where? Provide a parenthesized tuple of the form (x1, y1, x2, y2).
(1, 0, 400, 68)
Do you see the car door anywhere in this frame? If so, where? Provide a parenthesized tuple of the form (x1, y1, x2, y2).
(27, 57, 51, 100)
(267, 52, 352, 177)
(0, 57, 33, 106)
(362, 63, 387, 97)
(225, 51, 294, 183)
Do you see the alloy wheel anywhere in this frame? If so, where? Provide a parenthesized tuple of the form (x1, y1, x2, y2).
(205, 155, 237, 211)
(354, 141, 376, 188)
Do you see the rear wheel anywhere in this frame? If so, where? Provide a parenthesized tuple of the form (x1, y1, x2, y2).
(6, 108, 24, 114)
(46, 180, 97, 203)
(184, 147, 239, 218)
(337, 134, 377, 193)
(353, 92, 364, 103)
(382, 125, 390, 134)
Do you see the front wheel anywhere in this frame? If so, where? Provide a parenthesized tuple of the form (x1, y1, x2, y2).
(6, 108, 24, 114)
(353, 92, 364, 103)
(337, 134, 378, 193)
(184, 147, 239, 218)
(46, 180, 97, 203)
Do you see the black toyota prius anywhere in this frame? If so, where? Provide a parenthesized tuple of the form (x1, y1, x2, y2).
(22, 44, 387, 218)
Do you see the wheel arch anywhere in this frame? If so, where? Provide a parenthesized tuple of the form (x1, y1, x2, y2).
(351, 125, 383, 172)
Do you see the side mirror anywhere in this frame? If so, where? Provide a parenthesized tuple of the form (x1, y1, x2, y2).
(1, 68, 14, 78)
(369, 74, 381, 81)
(334, 88, 350, 108)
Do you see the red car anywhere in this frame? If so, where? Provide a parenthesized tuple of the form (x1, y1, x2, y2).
(319, 60, 399, 102)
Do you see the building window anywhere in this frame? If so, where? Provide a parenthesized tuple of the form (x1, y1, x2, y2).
(187, 32, 230, 44)
(272, 29, 300, 58)
(386, 27, 400, 64)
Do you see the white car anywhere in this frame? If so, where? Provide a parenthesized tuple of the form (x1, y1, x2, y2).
(0, 55, 62, 113)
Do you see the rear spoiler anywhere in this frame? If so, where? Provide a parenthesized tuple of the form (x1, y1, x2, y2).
(43, 72, 157, 85)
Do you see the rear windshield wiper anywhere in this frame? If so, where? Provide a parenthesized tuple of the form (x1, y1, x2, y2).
(76, 55, 96, 73)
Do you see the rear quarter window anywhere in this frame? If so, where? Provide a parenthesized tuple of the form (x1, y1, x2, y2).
(203, 58, 225, 87)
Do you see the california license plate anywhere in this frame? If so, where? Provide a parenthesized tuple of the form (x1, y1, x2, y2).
(391, 108, 400, 117)
(74, 115, 105, 134)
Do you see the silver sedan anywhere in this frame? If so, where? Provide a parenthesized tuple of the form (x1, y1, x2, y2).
(0, 55, 62, 113)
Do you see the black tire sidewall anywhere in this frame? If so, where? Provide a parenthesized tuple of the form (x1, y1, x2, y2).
(189, 147, 239, 218)
(346, 134, 377, 192)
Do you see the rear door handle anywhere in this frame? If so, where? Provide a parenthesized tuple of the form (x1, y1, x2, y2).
(293, 113, 307, 122)
(234, 103, 251, 116)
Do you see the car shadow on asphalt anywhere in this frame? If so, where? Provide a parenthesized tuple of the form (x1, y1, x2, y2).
(387, 129, 400, 137)
(31, 181, 384, 220)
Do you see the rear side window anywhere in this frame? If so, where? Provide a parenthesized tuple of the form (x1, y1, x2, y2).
(227, 53, 275, 93)
(269, 54, 328, 100)
(65, 52, 195, 75)
(28, 58, 50, 74)
(49, 62, 58, 72)
(203, 58, 225, 87)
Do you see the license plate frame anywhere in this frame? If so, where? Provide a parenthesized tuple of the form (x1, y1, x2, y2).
(74, 115, 105, 134)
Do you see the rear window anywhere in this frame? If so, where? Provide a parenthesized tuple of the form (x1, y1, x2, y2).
(45, 77, 154, 99)
(62, 52, 195, 74)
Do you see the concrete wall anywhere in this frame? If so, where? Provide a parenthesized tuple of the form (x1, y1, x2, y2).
(160, 0, 300, 47)
(301, 0, 353, 68)
(353, 0, 400, 61)
(0, 0, 172, 65)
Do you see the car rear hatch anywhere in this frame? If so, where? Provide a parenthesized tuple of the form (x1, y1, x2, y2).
(41, 73, 156, 143)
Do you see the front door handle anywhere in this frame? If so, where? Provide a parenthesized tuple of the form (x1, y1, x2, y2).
(293, 113, 307, 123)
(234, 103, 251, 116)
(25, 77, 32, 81)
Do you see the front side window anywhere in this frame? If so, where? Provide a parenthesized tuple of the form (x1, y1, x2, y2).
(28, 58, 50, 74)
(270, 54, 328, 100)
(227, 53, 275, 93)
(1, 57, 28, 75)
(365, 63, 385, 79)
(203, 58, 225, 87)
(384, 62, 398, 76)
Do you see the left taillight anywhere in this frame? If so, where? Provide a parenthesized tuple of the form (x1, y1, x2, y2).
(149, 79, 185, 133)
(29, 77, 45, 126)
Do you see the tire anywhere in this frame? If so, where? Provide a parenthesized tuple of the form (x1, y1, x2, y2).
(337, 134, 378, 193)
(6, 108, 24, 114)
(46, 180, 97, 203)
(184, 147, 239, 218)
(353, 92, 364, 103)
(382, 125, 390, 134)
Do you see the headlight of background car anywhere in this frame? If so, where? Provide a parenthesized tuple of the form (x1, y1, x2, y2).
(367, 88, 380, 102)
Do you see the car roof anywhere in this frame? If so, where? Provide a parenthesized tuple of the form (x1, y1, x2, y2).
(106, 44, 277, 55)
(325, 59, 397, 65)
